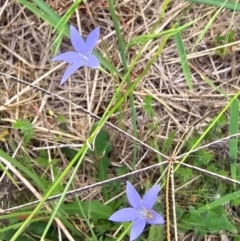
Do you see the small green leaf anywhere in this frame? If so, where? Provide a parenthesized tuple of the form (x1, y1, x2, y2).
(89, 123, 113, 201)
(62, 147, 78, 160)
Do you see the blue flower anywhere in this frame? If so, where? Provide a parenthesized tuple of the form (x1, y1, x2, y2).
(109, 181, 165, 241)
(51, 25, 100, 85)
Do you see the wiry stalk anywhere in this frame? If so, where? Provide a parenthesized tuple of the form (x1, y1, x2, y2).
(165, 159, 178, 241)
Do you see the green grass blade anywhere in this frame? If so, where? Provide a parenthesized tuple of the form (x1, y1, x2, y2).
(174, 31, 192, 91)
(127, 23, 194, 48)
(202, 75, 229, 100)
(51, 0, 83, 54)
(126, 9, 214, 48)
(32, 0, 62, 21)
(0, 150, 45, 190)
(189, 62, 229, 99)
(52, 0, 82, 31)
(190, 4, 224, 52)
(187, 0, 240, 11)
(17, 0, 69, 35)
(198, 189, 240, 211)
(116, 223, 132, 241)
(40, 149, 87, 240)
(77, 200, 98, 241)
(229, 99, 239, 189)
(106, 0, 137, 166)
(8, 144, 87, 241)
(0, 217, 48, 232)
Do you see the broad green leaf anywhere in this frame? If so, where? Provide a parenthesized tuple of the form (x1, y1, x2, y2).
(180, 206, 237, 235)
(61, 200, 113, 220)
(89, 123, 112, 158)
(147, 225, 165, 241)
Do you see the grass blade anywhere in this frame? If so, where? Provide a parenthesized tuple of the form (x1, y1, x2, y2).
(198, 189, 240, 211)
(106, 0, 137, 166)
(174, 31, 192, 91)
(190, 4, 224, 52)
(187, 0, 240, 11)
(229, 99, 239, 189)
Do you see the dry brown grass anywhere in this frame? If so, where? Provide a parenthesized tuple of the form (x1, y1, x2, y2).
(0, 0, 240, 240)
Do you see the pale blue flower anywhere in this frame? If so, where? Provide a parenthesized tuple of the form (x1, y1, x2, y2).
(109, 181, 164, 241)
(52, 25, 100, 85)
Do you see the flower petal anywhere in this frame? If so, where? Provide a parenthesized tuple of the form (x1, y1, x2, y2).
(108, 208, 138, 222)
(130, 219, 146, 241)
(70, 25, 87, 54)
(126, 181, 142, 210)
(51, 51, 82, 64)
(142, 185, 160, 209)
(59, 62, 84, 85)
(86, 54, 100, 68)
(146, 210, 165, 225)
(85, 26, 100, 54)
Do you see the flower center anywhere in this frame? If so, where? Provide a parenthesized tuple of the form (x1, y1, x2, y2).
(140, 208, 154, 220)
(78, 52, 89, 61)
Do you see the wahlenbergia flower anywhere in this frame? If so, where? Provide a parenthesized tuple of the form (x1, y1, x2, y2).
(109, 181, 164, 241)
(52, 25, 100, 85)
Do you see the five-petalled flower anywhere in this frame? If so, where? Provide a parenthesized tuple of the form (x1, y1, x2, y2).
(109, 181, 164, 241)
(51, 25, 100, 85)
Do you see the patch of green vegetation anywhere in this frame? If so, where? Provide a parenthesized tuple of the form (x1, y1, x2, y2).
(179, 206, 237, 235)
(214, 29, 235, 57)
(171, 114, 240, 237)
(13, 119, 34, 145)
(3, 221, 64, 241)
(143, 95, 155, 118)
